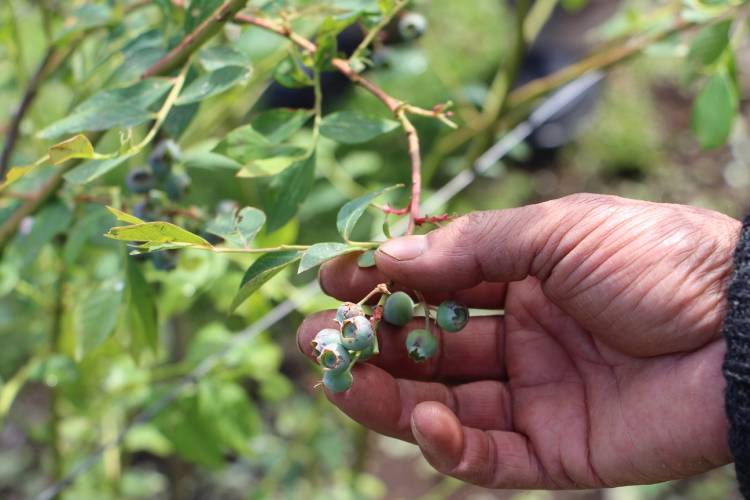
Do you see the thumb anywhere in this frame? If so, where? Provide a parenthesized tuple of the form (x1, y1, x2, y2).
(376, 195, 597, 292)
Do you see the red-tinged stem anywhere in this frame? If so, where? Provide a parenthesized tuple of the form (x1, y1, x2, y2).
(415, 214, 452, 226)
(375, 203, 409, 216)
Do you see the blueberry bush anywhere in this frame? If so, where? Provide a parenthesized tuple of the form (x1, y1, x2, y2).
(0, 0, 748, 498)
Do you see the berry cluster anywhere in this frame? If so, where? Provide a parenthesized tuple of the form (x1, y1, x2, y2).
(312, 285, 470, 393)
(126, 140, 191, 271)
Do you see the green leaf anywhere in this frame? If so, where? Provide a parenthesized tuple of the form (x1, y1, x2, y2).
(125, 255, 158, 357)
(252, 108, 313, 144)
(320, 111, 399, 144)
(105, 221, 211, 246)
(213, 125, 306, 174)
(236, 154, 305, 177)
(299, 243, 360, 273)
(181, 150, 242, 170)
(688, 20, 731, 67)
(176, 65, 251, 105)
(336, 184, 401, 240)
(197, 381, 260, 455)
(206, 207, 266, 248)
(48, 134, 95, 165)
(106, 206, 146, 225)
(264, 154, 316, 232)
(358, 249, 376, 268)
(274, 50, 313, 88)
(64, 152, 135, 185)
(12, 201, 73, 268)
(691, 71, 737, 149)
(39, 79, 173, 139)
(200, 45, 249, 71)
(230, 251, 301, 312)
(74, 280, 124, 357)
(64, 206, 116, 265)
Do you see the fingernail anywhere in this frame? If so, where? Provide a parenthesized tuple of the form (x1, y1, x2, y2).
(411, 414, 453, 472)
(379, 235, 426, 261)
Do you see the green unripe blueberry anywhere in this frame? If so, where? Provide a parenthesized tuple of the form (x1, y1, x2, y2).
(405, 329, 438, 362)
(335, 302, 365, 325)
(322, 369, 353, 393)
(311, 328, 342, 357)
(317, 342, 351, 374)
(383, 291, 414, 326)
(341, 316, 375, 351)
(436, 300, 469, 333)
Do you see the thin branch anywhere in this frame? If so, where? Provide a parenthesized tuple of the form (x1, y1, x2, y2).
(396, 109, 421, 234)
(506, 17, 697, 109)
(348, 0, 408, 63)
(142, 0, 248, 78)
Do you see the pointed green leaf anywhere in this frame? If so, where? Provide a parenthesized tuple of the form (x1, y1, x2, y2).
(64, 152, 135, 185)
(691, 71, 737, 149)
(74, 280, 124, 357)
(125, 255, 158, 356)
(688, 20, 731, 68)
(337, 184, 402, 240)
(48, 134, 95, 165)
(357, 250, 376, 268)
(106, 206, 146, 225)
(320, 111, 399, 144)
(252, 108, 313, 144)
(105, 222, 211, 246)
(39, 79, 172, 139)
(230, 251, 301, 312)
(264, 154, 316, 232)
(206, 207, 265, 248)
(200, 45, 249, 71)
(299, 243, 360, 273)
(176, 65, 251, 105)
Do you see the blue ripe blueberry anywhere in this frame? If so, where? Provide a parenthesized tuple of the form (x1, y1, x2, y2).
(383, 291, 414, 326)
(405, 329, 438, 362)
(151, 250, 178, 271)
(126, 168, 155, 194)
(341, 315, 374, 351)
(335, 302, 365, 325)
(322, 369, 353, 393)
(436, 300, 469, 333)
(398, 12, 428, 40)
(311, 328, 342, 357)
(317, 342, 351, 374)
(148, 140, 179, 179)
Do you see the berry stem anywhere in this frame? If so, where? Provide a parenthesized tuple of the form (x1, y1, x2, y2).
(415, 290, 430, 331)
(357, 283, 390, 306)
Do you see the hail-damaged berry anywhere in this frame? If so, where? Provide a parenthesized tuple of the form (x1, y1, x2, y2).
(317, 342, 351, 374)
(405, 329, 438, 362)
(322, 369, 353, 393)
(341, 315, 375, 351)
(335, 302, 365, 325)
(311, 328, 342, 357)
(436, 300, 469, 333)
(383, 291, 414, 326)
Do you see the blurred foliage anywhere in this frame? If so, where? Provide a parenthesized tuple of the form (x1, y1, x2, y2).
(0, 0, 748, 499)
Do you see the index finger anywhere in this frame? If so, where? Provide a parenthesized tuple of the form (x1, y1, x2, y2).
(320, 253, 507, 309)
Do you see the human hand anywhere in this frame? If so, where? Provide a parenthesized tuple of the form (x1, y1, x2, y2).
(297, 194, 740, 489)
